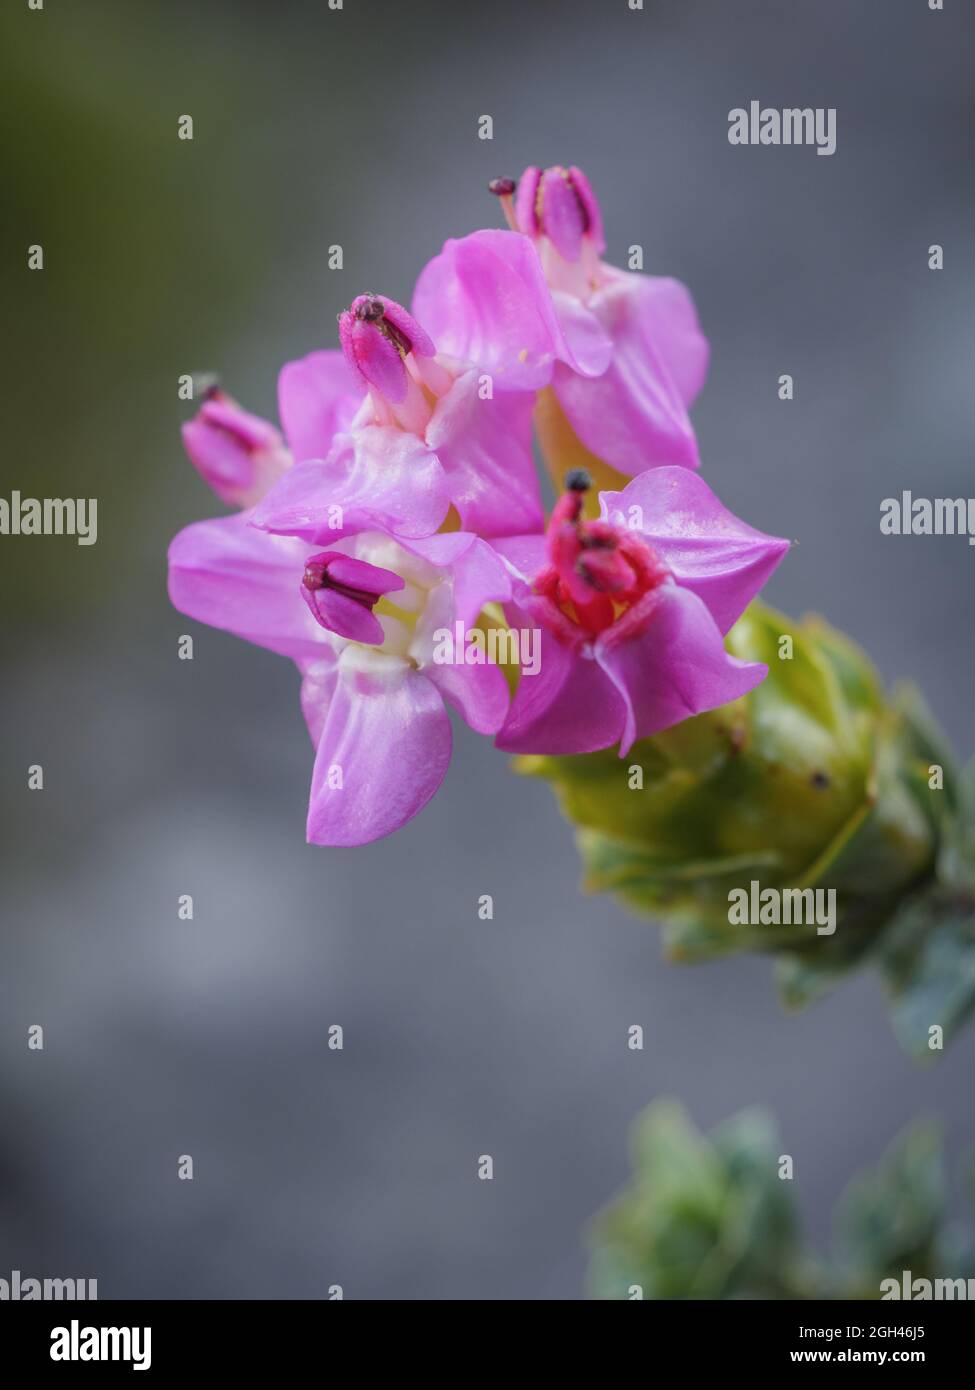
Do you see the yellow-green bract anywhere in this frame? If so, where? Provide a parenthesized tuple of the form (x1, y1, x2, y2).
(518, 602, 975, 1055)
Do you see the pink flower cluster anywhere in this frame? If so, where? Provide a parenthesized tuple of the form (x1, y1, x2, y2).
(169, 165, 788, 845)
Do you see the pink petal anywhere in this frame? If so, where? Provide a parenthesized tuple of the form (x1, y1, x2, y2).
(414, 578, 510, 735)
(324, 553, 403, 596)
(552, 273, 701, 473)
(596, 583, 767, 755)
(424, 658, 510, 737)
(398, 536, 513, 734)
(250, 427, 452, 543)
(412, 229, 611, 389)
(443, 533, 512, 628)
(304, 585, 384, 645)
(599, 468, 790, 634)
(373, 295, 436, 359)
(490, 534, 549, 588)
(494, 607, 627, 755)
(567, 166, 605, 255)
(603, 268, 708, 406)
(395, 531, 478, 569)
(167, 513, 325, 662)
(515, 165, 542, 235)
(306, 651, 452, 846)
(391, 532, 512, 635)
(341, 312, 408, 402)
(539, 166, 588, 262)
(181, 417, 255, 506)
(198, 397, 278, 452)
(425, 369, 542, 537)
(550, 290, 621, 381)
(278, 350, 363, 463)
(298, 657, 339, 747)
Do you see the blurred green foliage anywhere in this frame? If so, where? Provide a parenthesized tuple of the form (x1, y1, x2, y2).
(589, 1100, 974, 1300)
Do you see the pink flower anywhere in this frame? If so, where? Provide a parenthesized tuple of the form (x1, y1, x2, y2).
(181, 386, 291, 509)
(250, 293, 541, 545)
(494, 468, 788, 756)
(167, 516, 511, 845)
(414, 164, 708, 478)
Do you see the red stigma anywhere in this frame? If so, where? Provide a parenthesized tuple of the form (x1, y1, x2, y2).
(535, 478, 669, 639)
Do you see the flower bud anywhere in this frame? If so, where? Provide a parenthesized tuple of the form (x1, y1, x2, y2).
(300, 550, 404, 645)
(515, 164, 606, 261)
(338, 294, 436, 406)
(182, 387, 289, 509)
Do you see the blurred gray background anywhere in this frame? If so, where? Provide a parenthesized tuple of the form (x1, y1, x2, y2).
(1, 0, 973, 1298)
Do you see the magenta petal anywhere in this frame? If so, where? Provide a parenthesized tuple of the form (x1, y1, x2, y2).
(415, 577, 510, 734)
(490, 534, 549, 588)
(396, 531, 477, 569)
(395, 530, 512, 667)
(599, 468, 790, 634)
(181, 417, 255, 505)
(515, 165, 542, 235)
(198, 397, 277, 452)
(596, 584, 767, 755)
(446, 534, 512, 628)
(539, 167, 588, 262)
(323, 553, 403, 596)
(394, 531, 511, 626)
(425, 369, 542, 537)
(306, 652, 452, 846)
(167, 513, 325, 661)
(278, 350, 363, 463)
(567, 166, 605, 254)
(303, 585, 384, 644)
(251, 427, 452, 543)
(550, 290, 620, 379)
(494, 611, 627, 755)
(373, 295, 436, 359)
(412, 229, 610, 389)
(552, 272, 701, 473)
(398, 535, 511, 734)
(425, 658, 509, 736)
(340, 312, 409, 403)
(606, 269, 709, 407)
(298, 657, 338, 747)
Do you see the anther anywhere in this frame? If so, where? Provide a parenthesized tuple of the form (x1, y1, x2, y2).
(356, 298, 386, 323)
(565, 468, 591, 492)
(489, 175, 520, 232)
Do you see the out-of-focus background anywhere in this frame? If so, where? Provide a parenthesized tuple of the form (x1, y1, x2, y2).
(1, 0, 973, 1299)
